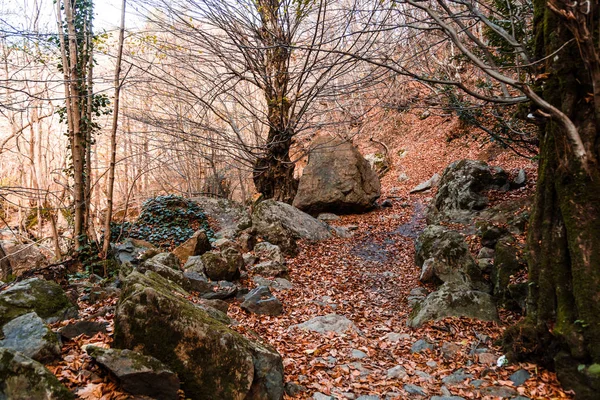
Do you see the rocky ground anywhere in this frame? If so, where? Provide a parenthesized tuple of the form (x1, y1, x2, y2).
(0, 113, 574, 399)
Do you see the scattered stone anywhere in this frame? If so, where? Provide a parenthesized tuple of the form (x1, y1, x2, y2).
(86, 346, 179, 399)
(356, 396, 380, 400)
(351, 349, 368, 359)
(381, 199, 393, 208)
(470, 380, 484, 388)
(398, 172, 409, 182)
(254, 241, 285, 264)
(430, 397, 466, 400)
(284, 382, 307, 396)
(411, 339, 434, 353)
(0, 312, 61, 362)
(273, 278, 293, 290)
(292, 314, 358, 334)
(442, 369, 473, 385)
(251, 261, 288, 277)
(414, 370, 432, 380)
(479, 386, 518, 398)
(0, 347, 74, 399)
(403, 384, 426, 396)
(409, 173, 440, 194)
(318, 213, 340, 221)
(202, 280, 238, 300)
(426, 360, 438, 368)
(241, 286, 283, 316)
(293, 136, 381, 214)
(385, 333, 411, 342)
(313, 393, 335, 400)
(0, 277, 77, 327)
(172, 230, 211, 263)
(509, 369, 531, 386)
(387, 365, 407, 379)
(59, 320, 108, 340)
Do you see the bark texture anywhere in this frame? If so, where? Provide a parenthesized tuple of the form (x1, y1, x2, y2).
(503, 2, 600, 398)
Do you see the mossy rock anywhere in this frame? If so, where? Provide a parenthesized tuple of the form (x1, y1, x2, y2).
(0, 278, 77, 328)
(0, 347, 74, 399)
(114, 271, 283, 399)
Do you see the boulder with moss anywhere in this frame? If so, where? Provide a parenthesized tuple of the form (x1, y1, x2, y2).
(0, 347, 74, 399)
(427, 160, 510, 223)
(114, 271, 284, 399)
(0, 278, 77, 327)
(415, 225, 483, 288)
(201, 251, 240, 281)
(408, 283, 498, 328)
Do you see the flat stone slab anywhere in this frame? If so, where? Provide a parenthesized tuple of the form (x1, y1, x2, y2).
(292, 314, 358, 334)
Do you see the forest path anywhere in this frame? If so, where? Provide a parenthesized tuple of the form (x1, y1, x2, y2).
(229, 198, 556, 399)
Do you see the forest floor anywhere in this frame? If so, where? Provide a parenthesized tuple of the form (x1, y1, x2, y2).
(47, 114, 572, 399)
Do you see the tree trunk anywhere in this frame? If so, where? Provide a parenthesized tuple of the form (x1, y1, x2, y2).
(503, 2, 600, 397)
(253, 132, 297, 203)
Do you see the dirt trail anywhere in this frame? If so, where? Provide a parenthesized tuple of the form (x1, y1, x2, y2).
(230, 193, 570, 399)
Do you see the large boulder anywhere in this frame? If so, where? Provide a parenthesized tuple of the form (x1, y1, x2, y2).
(0, 278, 77, 327)
(190, 196, 252, 239)
(407, 283, 498, 327)
(415, 225, 483, 288)
(114, 271, 284, 399)
(293, 137, 381, 214)
(428, 160, 509, 223)
(0, 241, 47, 278)
(0, 347, 74, 399)
(252, 200, 332, 250)
(85, 346, 180, 400)
(0, 312, 61, 362)
(172, 230, 211, 264)
(201, 251, 240, 281)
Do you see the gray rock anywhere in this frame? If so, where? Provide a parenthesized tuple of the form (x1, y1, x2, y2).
(140, 259, 187, 288)
(470, 379, 484, 388)
(318, 213, 340, 221)
(398, 172, 409, 182)
(477, 247, 495, 259)
(0, 312, 61, 362)
(512, 169, 527, 188)
(430, 397, 466, 400)
(479, 386, 518, 398)
(241, 286, 283, 316)
(403, 384, 426, 396)
(0, 241, 47, 279)
(426, 360, 438, 368)
(183, 255, 205, 273)
(351, 349, 368, 359)
(428, 160, 509, 223)
(113, 238, 158, 267)
(292, 314, 358, 334)
(190, 196, 251, 239)
(201, 280, 238, 300)
(243, 253, 259, 266)
(254, 242, 285, 264)
(407, 283, 498, 327)
(414, 370, 431, 380)
(313, 393, 335, 400)
(114, 271, 284, 399)
(356, 396, 380, 400)
(386, 332, 411, 342)
(148, 252, 180, 270)
(251, 261, 288, 277)
(409, 173, 440, 194)
(0, 347, 74, 399)
(182, 270, 213, 293)
(253, 200, 333, 245)
(442, 369, 473, 385)
(172, 230, 211, 264)
(201, 251, 240, 281)
(252, 276, 292, 290)
(415, 226, 482, 288)
(410, 339, 434, 353)
(0, 277, 77, 327)
(293, 136, 381, 214)
(509, 369, 531, 386)
(284, 382, 307, 396)
(86, 346, 179, 399)
(59, 320, 108, 340)
(387, 365, 407, 379)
